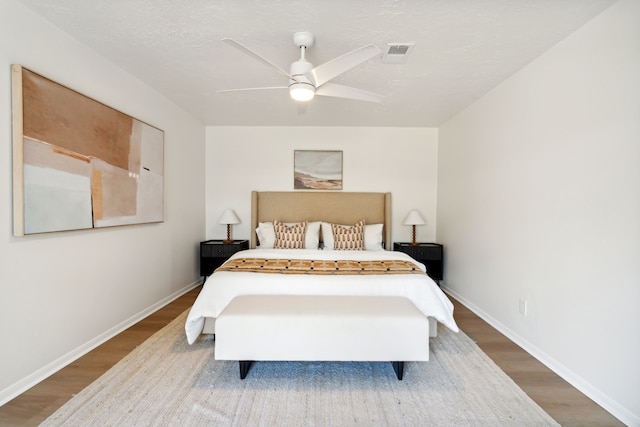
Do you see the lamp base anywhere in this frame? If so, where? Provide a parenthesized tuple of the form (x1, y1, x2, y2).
(223, 225, 234, 244)
(410, 225, 418, 246)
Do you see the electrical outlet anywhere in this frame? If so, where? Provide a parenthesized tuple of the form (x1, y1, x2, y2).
(519, 299, 528, 316)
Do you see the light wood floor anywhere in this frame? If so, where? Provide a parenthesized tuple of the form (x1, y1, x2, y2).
(0, 286, 623, 426)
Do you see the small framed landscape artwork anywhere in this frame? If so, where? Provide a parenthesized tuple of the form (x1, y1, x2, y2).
(294, 150, 343, 190)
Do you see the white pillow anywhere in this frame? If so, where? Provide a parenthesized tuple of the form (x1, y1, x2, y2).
(322, 222, 384, 250)
(304, 221, 321, 249)
(256, 222, 276, 248)
(321, 222, 335, 250)
(364, 223, 384, 250)
(257, 221, 320, 249)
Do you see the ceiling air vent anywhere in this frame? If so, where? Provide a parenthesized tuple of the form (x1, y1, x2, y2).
(381, 43, 414, 64)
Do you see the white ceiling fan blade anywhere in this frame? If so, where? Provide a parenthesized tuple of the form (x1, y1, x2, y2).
(221, 38, 291, 79)
(309, 44, 381, 87)
(315, 82, 384, 104)
(217, 86, 288, 93)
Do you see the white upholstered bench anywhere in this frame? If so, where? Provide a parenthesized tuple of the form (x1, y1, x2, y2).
(214, 295, 430, 380)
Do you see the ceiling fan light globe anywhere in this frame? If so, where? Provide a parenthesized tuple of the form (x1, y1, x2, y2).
(289, 83, 315, 102)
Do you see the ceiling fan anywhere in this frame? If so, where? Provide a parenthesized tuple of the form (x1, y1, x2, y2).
(218, 32, 384, 104)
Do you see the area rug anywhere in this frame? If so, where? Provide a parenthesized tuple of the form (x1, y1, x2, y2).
(42, 310, 559, 426)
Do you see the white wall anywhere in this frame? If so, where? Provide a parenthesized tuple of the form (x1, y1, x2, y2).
(437, 0, 639, 425)
(205, 126, 438, 244)
(0, 0, 206, 404)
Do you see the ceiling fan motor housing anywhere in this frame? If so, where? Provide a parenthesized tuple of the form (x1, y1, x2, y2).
(289, 59, 315, 101)
(289, 60, 314, 86)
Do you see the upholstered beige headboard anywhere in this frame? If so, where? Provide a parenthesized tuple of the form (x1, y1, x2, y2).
(251, 191, 391, 249)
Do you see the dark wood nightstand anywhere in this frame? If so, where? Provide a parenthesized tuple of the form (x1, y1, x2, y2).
(393, 242, 443, 284)
(200, 239, 249, 280)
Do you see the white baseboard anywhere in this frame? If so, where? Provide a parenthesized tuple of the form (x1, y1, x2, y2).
(0, 280, 201, 407)
(442, 286, 638, 427)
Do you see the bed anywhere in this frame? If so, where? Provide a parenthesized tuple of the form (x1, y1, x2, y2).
(185, 191, 458, 345)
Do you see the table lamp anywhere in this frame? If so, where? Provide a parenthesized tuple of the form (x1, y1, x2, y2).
(402, 210, 425, 246)
(217, 209, 240, 244)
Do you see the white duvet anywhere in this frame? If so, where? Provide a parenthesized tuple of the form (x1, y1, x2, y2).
(185, 248, 459, 344)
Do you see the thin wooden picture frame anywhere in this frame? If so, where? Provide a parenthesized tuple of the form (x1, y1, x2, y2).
(293, 150, 343, 190)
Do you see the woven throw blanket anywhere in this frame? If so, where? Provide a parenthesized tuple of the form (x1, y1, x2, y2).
(216, 258, 425, 275)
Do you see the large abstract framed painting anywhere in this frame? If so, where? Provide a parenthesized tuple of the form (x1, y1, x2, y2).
(11, 65, 164, 236)
(294, 150, 343, 190)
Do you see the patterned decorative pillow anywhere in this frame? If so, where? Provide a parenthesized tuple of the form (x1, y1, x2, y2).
(332, 220, 365, 250)
(274, 220, 307, 249)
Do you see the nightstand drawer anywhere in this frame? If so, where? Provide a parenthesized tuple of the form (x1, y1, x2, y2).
(408, 246, 441, 260)
(201, 244, 238, 257)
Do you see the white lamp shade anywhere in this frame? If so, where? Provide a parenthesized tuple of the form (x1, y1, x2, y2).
(402, 210, 426, 226)
(217, 209, 240, 225)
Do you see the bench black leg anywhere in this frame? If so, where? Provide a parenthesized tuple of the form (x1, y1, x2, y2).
(391, 361, 404, 380)
(239, 361, 254, 379)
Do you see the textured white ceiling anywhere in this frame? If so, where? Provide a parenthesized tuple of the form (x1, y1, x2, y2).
(17, 0, 615, 127)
